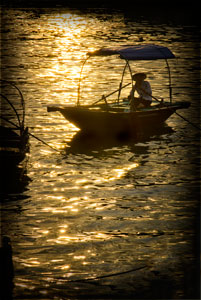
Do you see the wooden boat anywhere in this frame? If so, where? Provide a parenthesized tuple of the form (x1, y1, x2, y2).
(47, 44, 190, 137)
(0, 80, 29, 166)
(47, 101, 190, 138)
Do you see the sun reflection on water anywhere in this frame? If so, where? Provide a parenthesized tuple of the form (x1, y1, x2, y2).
(2, 8, 199, 299)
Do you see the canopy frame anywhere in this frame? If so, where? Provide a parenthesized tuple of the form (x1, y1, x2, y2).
(77, 44, 175, 106)
(117, 60, 133, 105)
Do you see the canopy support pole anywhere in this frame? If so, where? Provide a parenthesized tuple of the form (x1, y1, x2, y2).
(117, 60, 133, 105)
(117, 59, 133, 105)
(77, 56, 89, 106)
(165, 59, 172, 103)
(117, 61, 128, 104)
(126, 59, 133, 89)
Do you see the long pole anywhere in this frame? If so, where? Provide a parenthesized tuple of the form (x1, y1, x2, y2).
(91, 82, 131, 106)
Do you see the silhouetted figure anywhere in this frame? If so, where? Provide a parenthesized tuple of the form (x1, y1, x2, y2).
(129, 73, 152, 110)
(0, 236, 14, 300)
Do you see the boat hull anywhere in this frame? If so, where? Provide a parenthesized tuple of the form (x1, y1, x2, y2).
(62, 108, 174, 136)
(47, 103, 188, 137)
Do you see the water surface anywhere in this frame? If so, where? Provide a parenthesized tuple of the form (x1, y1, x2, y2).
(1, 7, 200, 299)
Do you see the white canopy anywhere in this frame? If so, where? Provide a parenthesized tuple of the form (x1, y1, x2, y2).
(88, 44, 175, 60)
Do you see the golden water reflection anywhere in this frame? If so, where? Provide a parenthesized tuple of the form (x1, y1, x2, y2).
(2, 8, 199, 299)
(37, 163, 140, 253)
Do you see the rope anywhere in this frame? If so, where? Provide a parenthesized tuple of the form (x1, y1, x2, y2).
(175, 112, 201, 131)
(135, 84, 200, 131)
(28, 132, 61, 153)
(66, 265, 147, 283)
(0, 80, 62, 152)
(0, 116, 61, 153)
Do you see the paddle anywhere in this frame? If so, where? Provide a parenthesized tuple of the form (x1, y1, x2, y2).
(91, 82, 131, 106)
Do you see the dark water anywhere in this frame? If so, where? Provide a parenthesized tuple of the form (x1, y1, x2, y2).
(1, 6, 200, 299)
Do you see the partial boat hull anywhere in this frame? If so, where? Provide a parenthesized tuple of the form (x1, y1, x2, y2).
(0, 126, 29, 166)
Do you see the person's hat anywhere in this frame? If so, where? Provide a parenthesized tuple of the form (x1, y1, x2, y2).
(132, 73, 146, 81)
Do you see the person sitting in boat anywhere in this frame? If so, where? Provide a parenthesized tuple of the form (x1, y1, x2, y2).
(129, 73, 152, 110)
